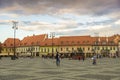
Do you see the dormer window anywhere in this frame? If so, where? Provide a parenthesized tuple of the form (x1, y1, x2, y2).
(4, 44, 6, 46)
(24, 43, 27, 45)
(72, 41, 74, 44)
(102, 42, 106, 45)
(77, 41, 80, 44)
(61, 41, 63, 44)
(10, 44, 13, 46)
(66, 41, 69, 44)
(36, 41, 40, 45)
(45, 43, 47, 46)
(31, 42, 34, 45)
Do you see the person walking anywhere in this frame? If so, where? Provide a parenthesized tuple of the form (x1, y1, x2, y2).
(92, 55, 96, 65)
(55, 52, 60, 66)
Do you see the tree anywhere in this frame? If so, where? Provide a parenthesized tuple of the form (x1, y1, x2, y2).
(77, 47, 83, 53)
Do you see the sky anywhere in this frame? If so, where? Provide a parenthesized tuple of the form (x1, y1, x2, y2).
(0, 0, 120, 43)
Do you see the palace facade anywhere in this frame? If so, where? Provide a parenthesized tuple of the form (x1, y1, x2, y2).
(0, 34, 120, 58)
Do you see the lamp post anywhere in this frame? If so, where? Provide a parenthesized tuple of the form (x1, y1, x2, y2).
(12, 21, 18, 60)
(94, 33, 99, 56)
(50, 32, 55, 57)
(106, 36, 108, 57)
(118, 41, 120, 57)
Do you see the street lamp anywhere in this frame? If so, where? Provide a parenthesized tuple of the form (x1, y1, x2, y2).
(12, 21, 18, 60)
(118, 41, 120, 57)
(106, 36, 109, 57)
(50, 32, 55, 57)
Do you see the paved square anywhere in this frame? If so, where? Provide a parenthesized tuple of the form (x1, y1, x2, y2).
(0, 57, 120, 80)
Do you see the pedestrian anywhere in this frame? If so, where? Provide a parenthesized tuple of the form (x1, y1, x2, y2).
(82, 55, 85, 61)
(92, 55, 96, 65)
(55, 52, 60, 66)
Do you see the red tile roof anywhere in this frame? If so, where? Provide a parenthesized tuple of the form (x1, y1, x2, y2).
(41, 38, 59, 46)
(3, 38, 20, 47)
(20, 34, 48, 46)
(2, 34, 120, 47)
(59, 35, 93, 46)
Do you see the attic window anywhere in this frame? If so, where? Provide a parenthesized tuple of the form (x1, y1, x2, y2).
(37, 41, 40, 45)
(83, 41, 85, 43)
(53, 43, 55, 45)
(71, 41, 74, 44)
(24, 43, 27, 45)
(61, 41, 63, 44)
(110, 41, 114, 45)
(102, 42, 106, 45)
(31, 42, 34, 45)
(10, 44, 13, 46)
(66, 41, 69, 44)
(77, 41, 80, 44)
(87, 41, 89, 43)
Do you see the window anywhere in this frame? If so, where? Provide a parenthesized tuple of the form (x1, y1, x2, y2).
(94, 47, 96, 50)
(87, 41, 89, 43)
(10, 44, 13, 46)
(110, 47, 112, 50)
(83, 41, 85, 43)
(31, 42, 34, 45)
(83, 48, 85, 51)
(72, 41, 74, 44)
(97, 47, 100, 50)
(102, 47, 104, 50)
(45, 43, 47, 46)
(37, 41, 40, 45)
(66, 41, 69, 44)
(102, 42, 106, 45)
(72, 48, 74, 51)
(24, 43, 27, 45)
(95, 41, 99, 45)
(88, 47, 90, 51)
(113, 47, 115, 50)
(66, 48, 69, 51)
(77, 41, 80, 44)
(44, 48, 46, 52)
(48, 48, 49, 52)
(41, 48, 43, 52)
(61, 41, 63, 45)
(56, 48, 58, 52)
(61, 48, 63, 51)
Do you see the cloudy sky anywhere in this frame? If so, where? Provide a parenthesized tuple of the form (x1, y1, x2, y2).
(0, 0, 120, 42)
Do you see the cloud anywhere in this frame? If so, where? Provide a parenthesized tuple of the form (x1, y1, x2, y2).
(19, 20, 79, 32)
(0, 0, 119, 17)
(0, 0, 120, 38)
(85, 19, 117, 26)
(0, 20, 11, 25)
(115, 19, 120, 25)
(57, 26, 120, 37)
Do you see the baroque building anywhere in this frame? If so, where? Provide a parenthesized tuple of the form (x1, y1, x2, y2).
(0, 34, 120, 58)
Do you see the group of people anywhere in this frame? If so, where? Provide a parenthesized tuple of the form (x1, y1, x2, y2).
(55, 52, 97, 66)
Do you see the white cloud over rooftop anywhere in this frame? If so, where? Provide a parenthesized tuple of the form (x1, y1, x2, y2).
(0, 0, 120, 42)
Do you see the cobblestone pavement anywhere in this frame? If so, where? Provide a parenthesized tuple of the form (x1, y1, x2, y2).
(0, 57, 120, 80)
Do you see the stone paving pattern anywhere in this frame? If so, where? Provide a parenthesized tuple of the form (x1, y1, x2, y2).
(0, 57, 120, 80)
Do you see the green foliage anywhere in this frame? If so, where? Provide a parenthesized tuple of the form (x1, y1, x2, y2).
(77, 47, 83, 53)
